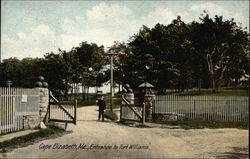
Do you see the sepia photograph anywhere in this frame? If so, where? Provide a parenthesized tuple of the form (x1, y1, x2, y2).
(0, 0, 249, 158)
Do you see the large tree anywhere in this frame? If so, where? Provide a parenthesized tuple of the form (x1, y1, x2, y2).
(126, 17, 192, 93)
(42, 52, 69, 97)
(189, 13, 249, 92)
(73, 42, 107, 100)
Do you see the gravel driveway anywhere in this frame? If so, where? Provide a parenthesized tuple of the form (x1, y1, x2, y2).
(1, 106, 248, 159)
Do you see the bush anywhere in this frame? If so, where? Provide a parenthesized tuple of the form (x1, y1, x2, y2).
(104, 110, 118, 121)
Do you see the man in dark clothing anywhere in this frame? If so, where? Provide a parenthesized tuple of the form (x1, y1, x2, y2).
(97, 96, 106, 121)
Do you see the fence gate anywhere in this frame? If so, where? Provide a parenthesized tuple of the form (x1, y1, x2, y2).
(48, 92, 77, 125)
(120, 95, 145, 124)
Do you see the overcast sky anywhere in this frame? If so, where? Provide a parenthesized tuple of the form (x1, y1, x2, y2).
(1, 0, 249, 60)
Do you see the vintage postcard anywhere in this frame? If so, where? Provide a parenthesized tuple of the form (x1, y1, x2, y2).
(0, 0, 249, 158)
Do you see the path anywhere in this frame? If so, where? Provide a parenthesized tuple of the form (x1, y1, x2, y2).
(1, 106, 248, 158)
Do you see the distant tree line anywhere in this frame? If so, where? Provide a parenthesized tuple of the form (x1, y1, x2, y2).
(0, 13, 249, 97)
(0, 42, 108, 100)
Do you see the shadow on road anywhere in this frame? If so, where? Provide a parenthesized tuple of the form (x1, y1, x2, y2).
(215, 147, 249, 159)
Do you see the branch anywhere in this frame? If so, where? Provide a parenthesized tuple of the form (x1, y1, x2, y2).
(206, 54, 213, 74)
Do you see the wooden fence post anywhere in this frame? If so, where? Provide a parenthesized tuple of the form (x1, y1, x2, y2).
(142, 103, 145, 124)
(120, 104, 123, 122)
(74, 100, 77, 125)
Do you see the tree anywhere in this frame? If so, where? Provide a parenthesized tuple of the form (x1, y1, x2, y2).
(126, 18, 191, 93)
(108, 41, 131, 92)
(42, 52, 68, 97)
(0, 58, 21, 87)
(73, 42, 107, 100)
(190, 13, 249, 92)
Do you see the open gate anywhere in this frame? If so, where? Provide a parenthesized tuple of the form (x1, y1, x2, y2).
(120, 95, 145, 124)
(49, 92, 77, 125)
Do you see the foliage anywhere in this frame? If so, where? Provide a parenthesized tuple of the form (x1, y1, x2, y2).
(0, 12, 248, 96)
(189, 13, 249, 92)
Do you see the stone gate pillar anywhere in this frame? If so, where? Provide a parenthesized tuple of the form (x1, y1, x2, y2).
(144, 94, 155, 122)
(35, 76, 49, 128)
(124, 93, 134, 104)
(138, 82, 155, 122)
(39, 88, 49, 128)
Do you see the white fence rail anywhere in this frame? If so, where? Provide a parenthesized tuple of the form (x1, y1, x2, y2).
(153, 95, 249, 121)
(0, 87, 40, 134)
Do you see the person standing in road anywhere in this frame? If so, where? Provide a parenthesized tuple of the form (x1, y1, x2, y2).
(97, 96, 106, 121)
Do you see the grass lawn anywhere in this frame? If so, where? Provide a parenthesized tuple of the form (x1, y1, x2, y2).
(75, 93, 121, 108)
(57, 86, 247, 108)
(105, 95, 121, 109)
(165, 87, 248, 96)
(153, 119, 248, 129)
(0, 124, 68, 153)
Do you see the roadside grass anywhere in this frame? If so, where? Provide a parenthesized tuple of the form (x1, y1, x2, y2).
(153, 119, 248, 130)
(77, 99, 96, 107)
(76, 94, 100, 107)
(104, 110, 118, 121)
(57, 93, 100, 107)
(0, 123, 68, 153)
(76, 93, 122, 108)
(105, 95, 121, 110)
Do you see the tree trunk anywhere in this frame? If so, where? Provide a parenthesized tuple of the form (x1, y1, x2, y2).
(87, 87, 89, 100)
(118, 83, 121, 93)
(198, 79, 201, 92)
(82, 83, 85, 101)
(64, 80, 68, 100)
(206, 53, 217, 93)
(216, 65, 227, 91)
(211, 76, 216, 92)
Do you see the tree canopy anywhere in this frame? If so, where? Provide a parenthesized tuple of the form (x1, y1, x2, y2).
(0, 13, 249, 95)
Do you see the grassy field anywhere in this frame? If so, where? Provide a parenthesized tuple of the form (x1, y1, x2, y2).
(104, 95, 121, 109)
(68, 93, 121, 109)
(57, 86, 248, 108)
(165, 87, 248, 96)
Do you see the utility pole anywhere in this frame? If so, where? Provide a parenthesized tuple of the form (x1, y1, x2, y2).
(110, 55, 114, 97)
(107, 52, 121, 112)
(107, 52, 125, 112)
(107, 53, 117, 112)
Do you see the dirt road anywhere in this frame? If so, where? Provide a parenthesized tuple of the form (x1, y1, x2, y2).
(1, 106, 248, 159)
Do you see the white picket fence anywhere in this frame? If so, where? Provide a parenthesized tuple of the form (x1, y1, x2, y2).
(153, 95, 249, 121)
(0, 87, 40, 134)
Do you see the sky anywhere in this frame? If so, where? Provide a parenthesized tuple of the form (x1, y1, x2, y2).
(1, 0, 249, 60)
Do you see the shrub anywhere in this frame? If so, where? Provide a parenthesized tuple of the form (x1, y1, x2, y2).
(104, 110, 118, 121)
